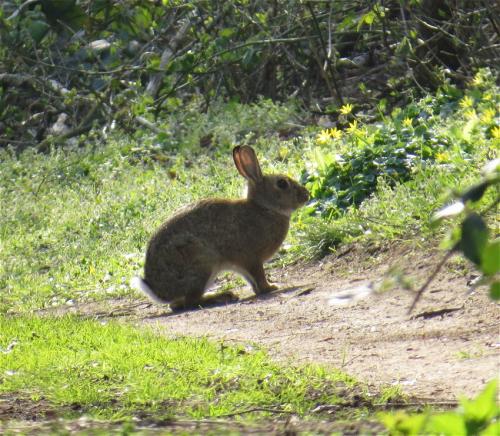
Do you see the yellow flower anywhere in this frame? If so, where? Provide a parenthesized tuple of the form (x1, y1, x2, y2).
(480, 108, 496, 125)
(347, 119, 358, 133)
(492, 125, 500, 139)
(278, 146, 290, 159)
(472, 72, 484, 87)
(464, 109, 476, 119)
(482, 92, 493, 102)
(328, 127, 342, 140)
(459, 95, 474, 109)
(339, 103, 353, 115)
(436, 152, 450, 162)
(402, 117, 413, 128)
(316, 129, 331, 145)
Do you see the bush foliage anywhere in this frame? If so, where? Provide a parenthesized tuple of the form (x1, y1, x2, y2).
(302, 70, 499, 218)
(381, 380, 499, 436)
(1, 0, 498, 149)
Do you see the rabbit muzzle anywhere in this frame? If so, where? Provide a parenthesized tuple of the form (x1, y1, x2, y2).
(298, 186, 310, 204)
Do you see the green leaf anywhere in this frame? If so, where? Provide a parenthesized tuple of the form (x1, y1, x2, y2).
(461, 181, 490, 203)
(133, 7, 153, 30)
(339, 13, 355, 30)
(255, 12, 268, 25)
(425, 413, 466, 435)
(440, 226, 462, 250)
(490, 282, 500, 300)
(379, 411, 427, 435)
(220, 28, 236, 38)
(460, 380, 499, 426)
(41, 0, 86, 30)
(396, 36, 413, 57)
(481, 420, 500, 436)
(28, 20, 50, 43)
(460, 213, 489, 266)
(357, 10, 376, 31)
(481, 239, 500, 276)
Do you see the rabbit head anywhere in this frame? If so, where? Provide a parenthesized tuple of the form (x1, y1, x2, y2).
(233, 145, 309, 216)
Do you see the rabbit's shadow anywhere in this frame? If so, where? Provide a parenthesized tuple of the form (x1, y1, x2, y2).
(145, 283, 315, 319)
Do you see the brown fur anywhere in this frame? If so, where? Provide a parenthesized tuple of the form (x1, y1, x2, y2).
(139, 146, 309, 309)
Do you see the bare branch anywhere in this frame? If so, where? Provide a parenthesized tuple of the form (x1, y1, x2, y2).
(146, 16, 194, 98)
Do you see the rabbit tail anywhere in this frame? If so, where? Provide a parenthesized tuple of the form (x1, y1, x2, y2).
(130, 276, 169, 304)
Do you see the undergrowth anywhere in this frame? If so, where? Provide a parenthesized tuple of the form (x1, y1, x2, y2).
(303, 69, 498, 217)
(297, 69, 498, 257)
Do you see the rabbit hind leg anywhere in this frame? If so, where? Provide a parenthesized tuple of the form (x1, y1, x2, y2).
(169, 269, 212, 311)
(169, 269, 239, 311)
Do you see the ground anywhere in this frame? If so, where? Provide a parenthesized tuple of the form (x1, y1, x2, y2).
(49, 242, 500, 401)
(2, 242, 498, 433)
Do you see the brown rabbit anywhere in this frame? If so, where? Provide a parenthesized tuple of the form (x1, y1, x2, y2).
(132, 145, 309, 310)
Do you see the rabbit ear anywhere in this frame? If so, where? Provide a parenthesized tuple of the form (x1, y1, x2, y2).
(233, 146, 263, 182)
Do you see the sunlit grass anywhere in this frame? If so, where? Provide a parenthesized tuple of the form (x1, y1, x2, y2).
(0, 314, 358, 420)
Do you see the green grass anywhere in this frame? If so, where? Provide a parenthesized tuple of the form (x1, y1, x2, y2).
(0, 314, 362, 420)
(0, 99, 308, 314)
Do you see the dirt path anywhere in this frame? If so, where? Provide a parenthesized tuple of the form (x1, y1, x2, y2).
(57, 243, 500, 401)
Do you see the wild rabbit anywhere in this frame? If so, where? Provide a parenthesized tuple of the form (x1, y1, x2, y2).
(132, 145, 309, 310)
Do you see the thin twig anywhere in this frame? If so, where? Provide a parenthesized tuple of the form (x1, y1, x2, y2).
(409, 189, 499, 314)
(373, 400, 458, 409)
(0, 138, 35, 145)
(482, 0, 500, 37)
(408, 249, 455, 314)
(135, 116, 168, 134)
(6, 0, 39, 20)
(213, 36, 319, 59)
(306, 2, 344, 105)
(37, 123, 93, 153)
(215, 407, 294, 418)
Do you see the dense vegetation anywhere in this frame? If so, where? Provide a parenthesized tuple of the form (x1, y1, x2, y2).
(1, 0, 498, 148)
(1, 0, 499, 433)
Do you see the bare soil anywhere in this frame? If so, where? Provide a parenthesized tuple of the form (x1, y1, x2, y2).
(52, 242, 500, 402)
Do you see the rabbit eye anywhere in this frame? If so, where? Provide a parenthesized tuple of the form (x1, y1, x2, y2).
(277, 178, 288, 190)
